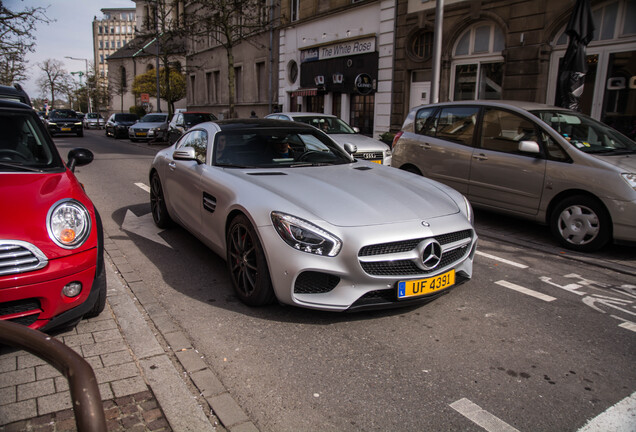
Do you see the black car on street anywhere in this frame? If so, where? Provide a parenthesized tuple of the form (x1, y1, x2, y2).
(47, 109, 84, 137)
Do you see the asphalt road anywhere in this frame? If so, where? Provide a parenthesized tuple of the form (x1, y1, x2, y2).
(54, 130, 636, 431)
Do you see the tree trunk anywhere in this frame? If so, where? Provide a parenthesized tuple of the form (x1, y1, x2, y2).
(226, 45, 235, 119)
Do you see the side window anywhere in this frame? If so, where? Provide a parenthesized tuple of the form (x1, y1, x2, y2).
(435, 107, 479, 146)
(480, 108, 540, 155)
(414, 107, 437, 135)
(178, 130, 208, 163)
(543, 132, 569, 161)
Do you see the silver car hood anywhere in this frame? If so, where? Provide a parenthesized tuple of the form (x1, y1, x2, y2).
(594, 153, 636, 171)
(330, 134, 389, 152)
(228, 163, 459, 227)
(131, 122, 165, 128)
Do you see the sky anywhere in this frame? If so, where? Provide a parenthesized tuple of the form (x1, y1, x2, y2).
(5, 0, 136, 99)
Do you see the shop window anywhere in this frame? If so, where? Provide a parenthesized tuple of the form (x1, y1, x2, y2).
(350, 94, 374, 136)
(451, 23, 505, 101)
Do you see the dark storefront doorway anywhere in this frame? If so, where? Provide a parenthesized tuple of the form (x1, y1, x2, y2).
(350, 94, 375, 136)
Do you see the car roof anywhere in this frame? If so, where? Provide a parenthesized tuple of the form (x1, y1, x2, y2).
(0, 84, 31, 106)
(214, 118, 317, 131)
(272, 112, 338, 118)
(410, 100, 560, 112)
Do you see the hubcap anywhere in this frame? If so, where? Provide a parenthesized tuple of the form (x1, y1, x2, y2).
(558, 205, 599, 245)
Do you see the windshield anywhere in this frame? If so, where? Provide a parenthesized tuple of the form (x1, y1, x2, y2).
(141, 114, 168, 123)
(0, 111, 61, 171)
(213, 128, 353, 168)
(115, 114, 138, 122)
(184, 113, 215, 125)
(87, 113, 102, 119)
(293, 116, 356, 134)
(49, 110, 78, 119)
(531, 110, 636, 154)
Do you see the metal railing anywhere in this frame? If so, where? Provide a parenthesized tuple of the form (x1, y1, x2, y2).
(0, 320, 107, 432)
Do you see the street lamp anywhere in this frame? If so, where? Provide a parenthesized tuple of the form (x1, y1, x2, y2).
(65, 56, 92, 113)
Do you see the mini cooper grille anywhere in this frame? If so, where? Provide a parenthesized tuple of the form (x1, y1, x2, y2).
(0, 242, 48, 276)
(358, 230, 473, 277)
(294, 271, 340, 294)
(0, 299, 41, 326)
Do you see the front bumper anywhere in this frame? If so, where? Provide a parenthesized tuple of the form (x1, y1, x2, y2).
(48, 123, 83, 135)
(129, 129, 166, 142)
(0, 241, 105, 330)
(259, 214, 477, 311)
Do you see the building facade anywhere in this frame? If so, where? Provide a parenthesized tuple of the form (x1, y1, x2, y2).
(277, 0, 396, 138)
(391, 0, 635, 139)
(93, 8, 137, 81)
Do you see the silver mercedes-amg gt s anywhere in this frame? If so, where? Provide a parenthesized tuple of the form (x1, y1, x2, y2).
(149, 119, 477, 311)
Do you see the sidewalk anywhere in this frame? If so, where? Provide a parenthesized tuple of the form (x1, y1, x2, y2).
(1, 232, 256, 432)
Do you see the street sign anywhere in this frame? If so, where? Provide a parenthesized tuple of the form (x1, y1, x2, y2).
(141, 93, 150, 103)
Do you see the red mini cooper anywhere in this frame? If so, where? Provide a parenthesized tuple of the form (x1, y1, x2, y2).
(0, 97, 105, 331)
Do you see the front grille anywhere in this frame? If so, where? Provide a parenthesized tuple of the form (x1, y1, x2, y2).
(294, 271, 340, 294)
(0, 298, 42, 326)
(0, 241, 48, 276)
(358, 230, 474, 277)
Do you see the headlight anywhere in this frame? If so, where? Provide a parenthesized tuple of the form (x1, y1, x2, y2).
(621, 173, 636, 191)
(463, 195, 474, 225)
(48, 122, 57, 126)
(271, 212, 341, 256)
(74, 122, 82, 126)
(47, 199, 91, 249)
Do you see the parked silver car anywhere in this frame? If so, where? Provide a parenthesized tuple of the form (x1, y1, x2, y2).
(149, 119, 476, 311)
(265, 112, 392, 165)
(392, 100, 636, 252)
(83, 113, 104, 129)
(129, 113, 169, 143)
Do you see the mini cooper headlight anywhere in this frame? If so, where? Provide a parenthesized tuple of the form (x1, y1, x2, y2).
(47, 199, 91, 249)
(271, 212, 341, 256)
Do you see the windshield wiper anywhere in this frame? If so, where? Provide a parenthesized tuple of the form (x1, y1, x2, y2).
(0, 162, 45, 172)
(587, 148, 636, 155)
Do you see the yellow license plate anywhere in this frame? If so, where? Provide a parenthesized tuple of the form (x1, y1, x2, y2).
(136, 132, 147, 136)
(398, 270, 455, 299)
(61, 127, 71, 131)
(371, 160, 382, 164)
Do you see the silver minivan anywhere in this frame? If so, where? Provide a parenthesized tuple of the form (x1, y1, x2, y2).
(392, 101, 636, 252)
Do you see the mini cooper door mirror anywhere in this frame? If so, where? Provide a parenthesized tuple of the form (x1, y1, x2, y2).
(67, 148, 94, 172)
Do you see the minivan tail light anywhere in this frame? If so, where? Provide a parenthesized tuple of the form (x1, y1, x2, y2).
(392, 131, 403, 149)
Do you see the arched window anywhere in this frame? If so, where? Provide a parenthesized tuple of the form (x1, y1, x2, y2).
(451, 23, 505, 101)
(409, 31, 434, 60)
(120, 66, 127, 89)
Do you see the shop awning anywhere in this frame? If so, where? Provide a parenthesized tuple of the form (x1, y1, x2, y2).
(290, 88, 318, 97)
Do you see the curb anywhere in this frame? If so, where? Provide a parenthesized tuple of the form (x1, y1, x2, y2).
(104, 230, 257, 432)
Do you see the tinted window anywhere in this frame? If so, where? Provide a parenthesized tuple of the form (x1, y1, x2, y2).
(415, 107, 437, 135)
(115, 114, 138, 122)
(434, 107, 479, 146)
(293, 116, 355, 134)
(480, 108, 540, 155)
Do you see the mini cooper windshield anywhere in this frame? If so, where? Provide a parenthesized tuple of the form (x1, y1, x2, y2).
(212, 128, 354, 168)
(0, 111, 60, 171)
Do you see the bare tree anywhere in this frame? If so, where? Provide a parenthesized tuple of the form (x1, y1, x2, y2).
(187, 0, 274, 118)
(0, 1, 50, 85)
(37, 59, 71, 108)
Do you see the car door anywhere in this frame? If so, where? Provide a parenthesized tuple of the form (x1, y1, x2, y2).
(468, 107, 546, 215)
(163, 130, 208, 233)
(405, 105, 478, 195)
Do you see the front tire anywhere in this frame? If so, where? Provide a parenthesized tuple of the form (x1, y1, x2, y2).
(550, 195, 611, 252)
(226, 215, 275, 306)
(150, 173, 174, 228)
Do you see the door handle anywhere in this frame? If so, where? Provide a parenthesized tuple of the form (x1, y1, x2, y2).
(168, 162, 176, 170)
(419, 143, 432, 150)
(472, 153, 488, 161)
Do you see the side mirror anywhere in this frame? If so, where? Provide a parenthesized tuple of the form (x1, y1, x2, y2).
(352, 126, 360, 134)
(173, 147, 199, 162)
(518, 140, 541, 154)
(67, 148, 94, 172)
(343, 142, 357, 155)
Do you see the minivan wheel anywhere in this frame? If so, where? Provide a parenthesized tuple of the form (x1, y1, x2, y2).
(550, 195, 610, 252)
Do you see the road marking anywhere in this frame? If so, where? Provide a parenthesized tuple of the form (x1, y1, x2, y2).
(496, 280, 557, 302)
(613, 317, 636, 333)
(577, 391, 636, 431)
(476, 251, 528, 269)
(450, 398, 520, 432)
(135, 182, 151, 193)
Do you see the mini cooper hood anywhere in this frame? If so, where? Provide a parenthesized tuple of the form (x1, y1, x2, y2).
(330, 133, 388, 152)
(0, 171, 94, 257)
(234, 164, 460, 226)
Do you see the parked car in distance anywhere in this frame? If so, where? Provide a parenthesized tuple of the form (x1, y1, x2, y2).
(150, 119, 476, 311)
(0, 98, 106, 331)
(129, 112, 170, 143)
(105, 113, 139, 138)
(47, 109, 83, 137)
(265, 112, 392, 165)
(392, 100, 636, 252)
(168, 111, 217, 144)
(83, 113, 105, 129)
